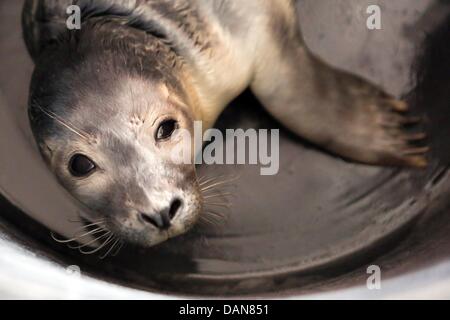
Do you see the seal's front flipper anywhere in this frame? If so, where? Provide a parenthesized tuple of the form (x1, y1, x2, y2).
(250, 29, 428, 167)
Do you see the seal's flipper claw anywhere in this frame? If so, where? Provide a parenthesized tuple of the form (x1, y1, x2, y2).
(385, 98, 409, 113)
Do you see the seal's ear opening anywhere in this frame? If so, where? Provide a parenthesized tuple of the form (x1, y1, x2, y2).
(3, 0, 450, 298)
(38, 142, 53, 162)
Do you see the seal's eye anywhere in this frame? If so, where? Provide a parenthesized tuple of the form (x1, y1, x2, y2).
(69, 154, 96, 177)
(156, 119, 178, 141)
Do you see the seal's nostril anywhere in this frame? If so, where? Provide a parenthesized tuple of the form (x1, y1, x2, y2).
(169, 198, 182, 220)
(139, 199, 182, 229)
(140, 213, 164, 229)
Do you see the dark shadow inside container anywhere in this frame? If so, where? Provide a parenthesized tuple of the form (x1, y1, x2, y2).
(0, 0, 450, 296)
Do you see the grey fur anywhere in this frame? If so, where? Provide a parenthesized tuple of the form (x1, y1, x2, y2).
(23, 0, 427, 248)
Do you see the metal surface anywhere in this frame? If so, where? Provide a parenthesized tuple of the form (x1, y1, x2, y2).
(0, 0, 450, 298)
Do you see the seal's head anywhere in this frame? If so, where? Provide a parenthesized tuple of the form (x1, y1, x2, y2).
(28, 20, 203, 247)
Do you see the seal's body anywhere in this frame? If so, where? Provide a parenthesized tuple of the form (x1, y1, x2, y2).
(22, 0, 427, 249)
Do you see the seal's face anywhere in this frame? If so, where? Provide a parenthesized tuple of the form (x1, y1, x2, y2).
(33, 77, 202, 247)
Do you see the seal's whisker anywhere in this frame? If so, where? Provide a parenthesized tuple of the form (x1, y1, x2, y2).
(51, 232, 76, 244)
(197, 220, 211, 228)
(75, 218, 105, 226)
(203, 212, 227, 225)
(200, 213, 227, 228)
(70, 226, 105, 242)
(72, 221, 106, 234)
(67, 228, 107, 249)
(202, 215, 223, 225)
(201, 236, 211, 247)
(52, 216, 123, 258)
(202, 210, 229, 222)
(198, 174, 238, 187)
(203, 202, 231, 209)
(204, 209, 227, 219)
(197, 175, 208, 183)
(72, 231, 111, 250)
(67, 217, 104, 224)
(50, 227, 102, 244)
(198, 176, 219, 186)
(201, 183, 230, 193)
(112, 240, 124, 257)
(200, 177, 239, 193)
(202, 192, 233, 199)
(199, 177, 229, 188)
(200, 186, 235, 205)
(199, 175, 236, 216)
(100, 237, 121, 259)
(67, 218, 105, 230)
(198, 173, 227, 184)
(51, 218, 107, 243)
(80, 233, 114, 255)
(199, 215, 222, 227)
(34, 103, 92, 142)
(200, 219, 217, 227)
(200, 184, 232, 196)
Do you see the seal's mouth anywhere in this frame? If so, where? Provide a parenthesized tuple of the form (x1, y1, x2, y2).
(50, 174, 237, 258)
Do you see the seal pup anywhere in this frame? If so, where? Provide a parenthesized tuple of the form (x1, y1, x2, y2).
(22, 0, 428, 250)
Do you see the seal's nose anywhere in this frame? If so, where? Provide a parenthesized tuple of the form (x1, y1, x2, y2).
(140, 198, 182, 230)
(140, 211, 171, 230)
